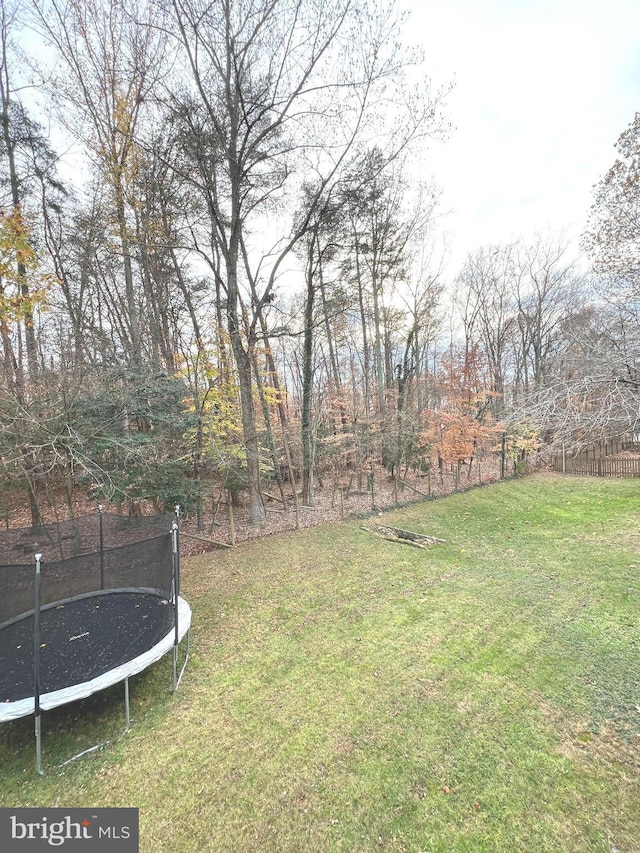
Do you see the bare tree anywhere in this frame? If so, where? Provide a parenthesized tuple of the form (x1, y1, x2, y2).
(163, 0, 446, 526)
(584, 112, 640, 286)
(514, 233, 584, 392)
(29, 0, 168, 367)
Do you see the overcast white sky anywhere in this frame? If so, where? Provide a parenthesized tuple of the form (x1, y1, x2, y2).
(22, 0, 639, 283)
(401, 0, 640, 271)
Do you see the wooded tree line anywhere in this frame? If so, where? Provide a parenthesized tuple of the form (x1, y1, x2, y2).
(1, 0, 638, 527)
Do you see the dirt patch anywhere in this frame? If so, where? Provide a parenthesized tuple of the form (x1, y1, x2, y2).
(538, 698, 640, 774)
(560, 722, 640, 778)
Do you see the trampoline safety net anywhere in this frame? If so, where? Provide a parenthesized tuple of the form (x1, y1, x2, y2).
(0, 512, 176, 627)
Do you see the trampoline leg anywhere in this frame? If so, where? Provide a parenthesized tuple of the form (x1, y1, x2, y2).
(124, 677, 130, 733)
(57, 680, 131, 771)
(179, 629, 191, 687)
(173, 630, 190, 692)
(172, 646, 177, 692)
(35, 713, 43, 776)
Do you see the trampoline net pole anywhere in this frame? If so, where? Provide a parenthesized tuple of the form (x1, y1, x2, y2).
(98, 504, 105, 590)
(172, 522, 180, 601)
(171, 505, 190, 690)
(34, 553, 43, 775)
(172, 516, 180, 692)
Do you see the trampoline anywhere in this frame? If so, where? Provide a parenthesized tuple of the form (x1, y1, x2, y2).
(0, 509, 191, 773)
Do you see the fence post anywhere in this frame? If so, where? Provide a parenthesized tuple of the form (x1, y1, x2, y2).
(226, 491, 236, 546)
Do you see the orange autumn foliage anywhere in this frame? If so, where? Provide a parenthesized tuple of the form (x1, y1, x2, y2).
(421, 344, 503, 465)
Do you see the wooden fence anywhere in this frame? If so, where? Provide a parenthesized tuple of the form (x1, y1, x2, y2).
(564, 440, 640, 460)
(553, 439, 640, 477)
(554, 456, 640, 477)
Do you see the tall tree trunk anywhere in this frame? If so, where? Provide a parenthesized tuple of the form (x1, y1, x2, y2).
(243, 303, 286, 504)
(231, 333, 265, 526)
(226, 220, 265, 526)
(115, 182, 142, 367)
(371, 254, 386, 418)
(256, 310, 300, 527)
(318, 260, 348, 430)
(354, 242, 371, 423)
(301, 258, 315, 506)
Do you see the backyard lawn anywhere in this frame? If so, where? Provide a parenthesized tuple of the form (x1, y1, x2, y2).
(1, 474, 639, 852)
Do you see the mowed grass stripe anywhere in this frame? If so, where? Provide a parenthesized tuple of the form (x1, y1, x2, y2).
(1, 474, 638, 852)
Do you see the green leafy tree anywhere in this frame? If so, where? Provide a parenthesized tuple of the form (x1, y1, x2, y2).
(76, 368, 197, 512)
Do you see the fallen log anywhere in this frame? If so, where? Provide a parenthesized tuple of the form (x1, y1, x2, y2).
(397, 479, 431, 498)
(362, 523, 447, 549)
(180, 531, 233, 549)
(261, 490, 286, 505)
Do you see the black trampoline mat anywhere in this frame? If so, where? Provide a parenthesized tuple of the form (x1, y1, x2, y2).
(0, 592, 175, 703)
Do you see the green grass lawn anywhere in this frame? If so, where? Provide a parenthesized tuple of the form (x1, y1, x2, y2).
(1, 474, 639, 852)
